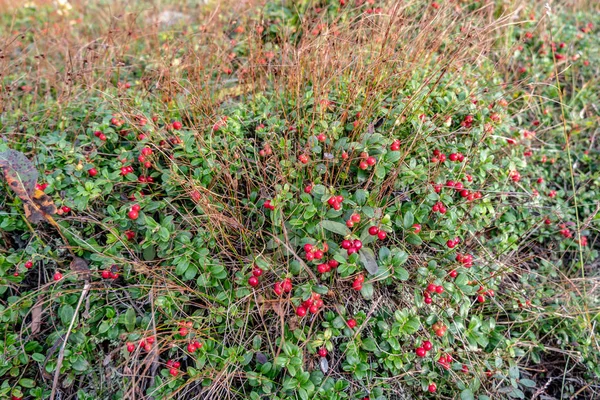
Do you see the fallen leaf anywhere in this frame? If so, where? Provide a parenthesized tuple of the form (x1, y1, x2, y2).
(0, 150, 56, 224)
(70, 257, 90, 280)
(31, 298, 43, 335)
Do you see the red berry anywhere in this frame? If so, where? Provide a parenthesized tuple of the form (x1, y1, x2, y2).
(101, 270, 111, 279)
(131, 204, 141, 212)
(368, 226, 379, 235)
(25, 260, 33, 269)
(248, 276, 259, 287)
(449, 270, 458, 278)
(415, 347, 426, 357)
(274, 282, 283, 295)
(318, 347, 328, 357)
(423, 340, 432, 351)
(377, 230, 387, 240)
(179, 327, 188, 336)
(126, 342, 135, 352)
(359, 161, 369, 170)
(477, 294, 485, 303)
(317, 264, 328, 274)
(304, 243, 314, 253)
(282, 279, 292, 292)
(341, 240, 352, 249)
(426, 283, 437, 293)
(412, 223, 421, 233)
(317, 133, 326, 142)
(128, 210, 139, 220)
(53, 272, 63, 281)
(252, 266, 263, 277)
(446, 240, 456, 248)
(435, 285, 444, 294)
(313, 250, 324, 259)
(346, 318, 357, 328)
(125, 230, 135, 240)
(428, 383, 437, 393)
(187, 343, 197, 353)
(296, 306, 307, 317)
(304, 185, 313, 193)
(366, 156, 376, 166)
(61, 206, 71, 213)
(351, 214, 361, 223)
(169, 368, 179, 376)
(327, 259, 339, 269)
(172, 121, 182, 130)
(298, 154, 309, 164)
(424, 297, 432, 304)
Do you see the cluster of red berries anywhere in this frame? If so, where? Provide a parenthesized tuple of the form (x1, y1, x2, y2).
(317, 259, 339, 274)
(461, 114, 474, 128)
(423, 283, 444, 304)
(186, 340, 202, 353)
(446, 237, 460, 248)
(119, 165, 133, 176)
(448, 152, 465, 162)
(273, 278, 293, 295)
(455, 253, 473, 268)
(138, 175, 154, 183)
(368, 225, 387, 240)
(327, 195, 344, 211)
(431, 149, 446, 163)
(136, 336, 155, 352)
(438, 353, 453, 370)
(346, 212, 360, 228)
(212, 117, 227, 131)
(358, 152, 377, 170)
(138, 147, 153, 168)
(415, 340, 433, 358)
(432, 322, 448, 337)
(259, 143, 272, 157)
(296, 292, 324, 316)
(93, 130, 107, 141)
(166, 359, 181, 376)
(248, 266, 264, 287)
(431, 201, 447, 214)
(263, 199, 275, 210)
(100, 265, 119, 280)
(476, 286, 494, 303)
(390, 139, 401, 151)
(509, 170, 521, 182)
(128, 204, 141, 220)
(303, 243, 326, 261)
(352, 274, 365, 291)
(341, 239, 363, 255)
(298, 154, 309, 164)
(110, 117, 125, 127)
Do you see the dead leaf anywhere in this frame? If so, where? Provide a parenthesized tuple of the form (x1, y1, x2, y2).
(31, 298, 43, 335)
(0, 150, 56, 224)
(0, 149, 38, 199)
(70, 257, 90, 280)
(24, 189, 57, 223)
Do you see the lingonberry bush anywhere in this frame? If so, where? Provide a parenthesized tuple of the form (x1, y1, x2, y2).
(0, 1, 598, 399)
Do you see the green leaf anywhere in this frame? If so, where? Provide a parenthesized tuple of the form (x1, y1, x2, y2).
(19, 378, 35, 388)
(461, 389, 475, 400)
(59, 305, 75, 326)
(354, 189, 368, 205)
(385, 151, 401, 163)
(319, 220, 350, 236)
(362, 337, 378, 352)
(360, 282, 374, 300)
(406, 233, 422, 245)
(143, 245, 156, 261)
(396, 267, 409, 281)
(124, 307, 136, 332)
(519, 379, 536, 388)
(374, 164, 386, 179)
(359, 247, 379, 274)
(403, 211, 414, 229)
